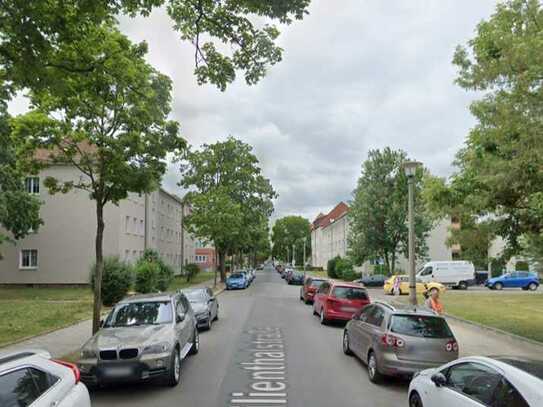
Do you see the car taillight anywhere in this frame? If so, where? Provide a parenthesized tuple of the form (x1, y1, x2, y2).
(53, 359, 81, 384)
(446, 340, 458, 352)
(381, 334, 405, 348)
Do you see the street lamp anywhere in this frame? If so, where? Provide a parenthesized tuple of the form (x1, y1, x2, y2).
(403, 160, 422, 306)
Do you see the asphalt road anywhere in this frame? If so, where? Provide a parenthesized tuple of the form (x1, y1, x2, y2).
(90, 265, 408, 406)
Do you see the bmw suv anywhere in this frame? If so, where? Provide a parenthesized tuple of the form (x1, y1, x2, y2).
(78, 292, 199, 388)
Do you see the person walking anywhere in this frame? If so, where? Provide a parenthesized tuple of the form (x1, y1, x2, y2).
(424, 288, 444, 315)
(392, 275, 401, 296)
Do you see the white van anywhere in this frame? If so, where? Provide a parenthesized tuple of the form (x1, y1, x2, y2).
(416, 261, 475, 289)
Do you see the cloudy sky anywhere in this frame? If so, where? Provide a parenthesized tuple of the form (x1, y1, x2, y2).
(10, 1, 498, 222)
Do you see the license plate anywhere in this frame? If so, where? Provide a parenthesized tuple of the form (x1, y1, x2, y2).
(103, 366, 132, 378)
(342, 307, 357, 312)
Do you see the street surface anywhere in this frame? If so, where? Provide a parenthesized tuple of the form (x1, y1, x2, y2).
(91, 264, 407, 406)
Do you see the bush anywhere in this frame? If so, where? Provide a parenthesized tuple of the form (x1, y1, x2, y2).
(90, 256, 134, 306)
(140, 249, 174, 291)
(135, 261, 160, 294)
(490, 256, 507, 277)
(336, 257, 357, 281)
(185, 263, 201, 282)
(327, 256, 341, 278)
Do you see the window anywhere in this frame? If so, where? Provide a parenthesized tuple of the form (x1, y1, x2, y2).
(420, 266, 433, 276)
(445, 362, 501, 406)
(140, 220, 144, 236)
(492, 378, 529, 407)
(366, 305, 385, 326)
(125, 216, 130, 233)
(0, 367, 59, 407)
(24, 177, 40, 194)
(20, 249, 38, 269)
(390, 315, 453, 338)
(125, 250, 130, 261)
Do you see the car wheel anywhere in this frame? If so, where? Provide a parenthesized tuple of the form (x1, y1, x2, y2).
(367, 351, 383, 383)
(343, 331, 353, 356)
(189, 329, 199, 355)
(458, 281, 468, 290)
(320, 309, 328, 325)
(304, 298, 311, 305)
(409, 391, 423, 407)
(528, 282, 538, 291)
(495, 282, 504, 290)
(166, 347, 181, 387)
(206, 314, 212, 330)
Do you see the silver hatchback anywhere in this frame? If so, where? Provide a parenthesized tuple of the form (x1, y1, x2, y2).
(343, 301, 458, 383)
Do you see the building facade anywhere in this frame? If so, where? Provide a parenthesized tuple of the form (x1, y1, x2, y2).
(0, 165, 195, 284)
(195, 240, 217, 272)
(310, 202, 455, 273)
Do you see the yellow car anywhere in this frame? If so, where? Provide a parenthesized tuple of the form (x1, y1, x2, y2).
(384, 275, 446, 295)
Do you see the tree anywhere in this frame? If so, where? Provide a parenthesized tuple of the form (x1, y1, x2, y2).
(447, 0, 543, 253)
(0, 0, 310, 93)
(11, 26, 184, 334)
(349, 148, 432, 274)
(271, 215, 311, 265)
(180, 137, 276, 282)
(0, 103, 42, 258)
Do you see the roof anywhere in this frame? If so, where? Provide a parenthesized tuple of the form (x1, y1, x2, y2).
(330, 281, 366, 289)
(120, 292, 176, 303)
(492, 356, 543, 380)
(312, 202, 349, 230)
(33, 140, 97, 163)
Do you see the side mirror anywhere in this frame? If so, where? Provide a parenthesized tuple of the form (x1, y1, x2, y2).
(176, 313, 186, 323)
(208, 297, 215, 303)
(431, 372, 447, 387)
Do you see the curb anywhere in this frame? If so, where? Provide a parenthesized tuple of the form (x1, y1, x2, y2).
(444, 313, 543, 349)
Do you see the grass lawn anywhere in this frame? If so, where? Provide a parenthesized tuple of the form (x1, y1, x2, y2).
(396, 291, 543, 343)
(306, 270, 328, 279)
(0, 272, 218, 348)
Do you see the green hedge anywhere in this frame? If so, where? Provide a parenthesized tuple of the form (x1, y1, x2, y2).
(90, 256, 134, 306)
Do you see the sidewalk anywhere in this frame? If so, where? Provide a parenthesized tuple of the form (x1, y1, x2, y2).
(0, 279, 225, 358)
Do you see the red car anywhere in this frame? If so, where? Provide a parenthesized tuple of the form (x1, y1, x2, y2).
(313, 281, 370, 324)
(299, 277, 326, 304)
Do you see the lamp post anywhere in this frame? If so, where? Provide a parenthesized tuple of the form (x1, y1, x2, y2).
(403, 160, 422, 306)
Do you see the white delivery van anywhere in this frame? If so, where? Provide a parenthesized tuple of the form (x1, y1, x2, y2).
(416, 261, 475, 289)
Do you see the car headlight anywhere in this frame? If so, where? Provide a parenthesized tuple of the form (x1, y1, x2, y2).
(142, 342, 171, 355)
(80, 348, 97, 359)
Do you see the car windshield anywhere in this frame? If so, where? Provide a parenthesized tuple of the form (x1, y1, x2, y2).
(105, 301, 173, 327)
(390, 315, 453, 338)
(184, 290, 206, 303)
(230, 273, 244, 278)
(332, 287, 368, 300)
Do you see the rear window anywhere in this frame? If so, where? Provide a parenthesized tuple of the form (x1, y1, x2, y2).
(311, 280, 324, 287)
(390, 315, 453, 338)
(332, 286, 368, 300)
(230, 273, 244, 278)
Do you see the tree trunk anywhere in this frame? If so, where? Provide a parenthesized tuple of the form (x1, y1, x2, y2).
(92, 201, 105, 334)
(390, 251, 396, 275)
(218, 250, 226, 282)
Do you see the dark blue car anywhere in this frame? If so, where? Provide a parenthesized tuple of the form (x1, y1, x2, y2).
(226, 272, 249, 290)
(485, 271, 539, 291)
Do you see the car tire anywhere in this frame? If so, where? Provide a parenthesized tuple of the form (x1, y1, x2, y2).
(495, 282, 504, 290)
(458, 281, 468, 290)
(189, 329, 199, 355)
(367, 351, 383, 384)
(166, 347, 181, 387)
(409, 391, 424, 407)
(206, 314, 212, 330)
(528, 282, 538, 291)
(343, 331, 353, 356)
(320, 309, 328, 325)
(304, 298, 311, 305)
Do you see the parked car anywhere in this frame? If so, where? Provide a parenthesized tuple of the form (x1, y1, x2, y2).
(408, 356, 543, 407)
(0, 349, 90, 407)
(313, 281, 370, 324)
(485, 271, 539, 291)
(417, 261, 475, 290)
(287, 271, 305, 285)
(226, 272, 249, 289)
(356, 274, 387, 287)
(181, 287, 219, 330)
(300, 277, 326, 304)
(78, 292, 199, 387)
(343, 301, 458, 383)
(383, 275, 446, 295)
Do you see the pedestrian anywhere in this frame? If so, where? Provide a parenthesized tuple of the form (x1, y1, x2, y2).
(424, 288, 444, 315)
(392, 275, 401, 296)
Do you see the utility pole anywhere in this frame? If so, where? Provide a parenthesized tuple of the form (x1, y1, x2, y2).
(292, 243, 296, 267)
(403, 161, 422, 306)
(303, 237, 306, 271)
(287, 246, 289, 264)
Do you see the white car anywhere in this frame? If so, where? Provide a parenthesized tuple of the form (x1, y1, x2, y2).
(408, 356, 543, 407)
(0, 349, 91, 407)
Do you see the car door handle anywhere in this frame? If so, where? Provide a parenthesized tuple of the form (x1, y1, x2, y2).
(50, 401, 60, 407)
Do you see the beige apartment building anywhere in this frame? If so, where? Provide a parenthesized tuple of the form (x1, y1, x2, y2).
(0, 165, 195, 285)
(311, 202, 457, 273)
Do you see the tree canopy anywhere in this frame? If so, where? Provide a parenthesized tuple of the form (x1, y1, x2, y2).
(179, 137, 276, 280)
(349, 148, 432, 274)
(428, 0, 543, 261)
(271, 215, 311, 265)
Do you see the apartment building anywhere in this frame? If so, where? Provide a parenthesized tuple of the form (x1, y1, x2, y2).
(0, 165, 195, 285)
(310, 201, 455, 273)
(195, 240, 217, 272)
